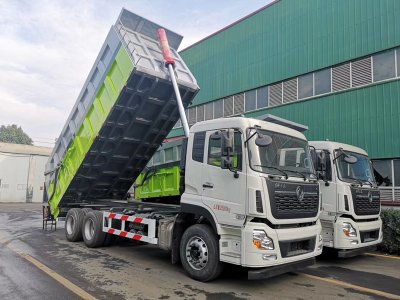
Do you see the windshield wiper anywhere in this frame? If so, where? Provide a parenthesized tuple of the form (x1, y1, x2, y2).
(366, 180, 375, 187)
(282, 169, 307, 181)
(253, 165, 288, 179)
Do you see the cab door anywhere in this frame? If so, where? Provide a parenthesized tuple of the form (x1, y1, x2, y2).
(201, 129, 246, 227)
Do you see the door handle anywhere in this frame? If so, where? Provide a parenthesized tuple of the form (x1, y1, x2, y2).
(203, 182, 214, 189)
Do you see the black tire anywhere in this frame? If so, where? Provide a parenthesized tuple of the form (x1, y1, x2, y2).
(65, 208, 84, 242)
(180, 224, 224, 282)
(82, 211, 106, 248)
(81, 208, 92, 216)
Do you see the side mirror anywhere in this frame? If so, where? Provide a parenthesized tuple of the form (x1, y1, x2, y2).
(344, 155, 358, 164)
(221, 157, 232, 170)
(255, 131, 272, 147)
(317, 151, 327, 172)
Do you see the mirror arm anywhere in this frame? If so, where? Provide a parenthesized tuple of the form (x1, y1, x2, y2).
(228, 165, 239, 179)
(244, 131, 257, 146)
(333, 148, 347, 162)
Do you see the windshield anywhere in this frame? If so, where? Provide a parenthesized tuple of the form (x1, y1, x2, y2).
(335, 150, 376, 184)
(249, 129, 314, 178)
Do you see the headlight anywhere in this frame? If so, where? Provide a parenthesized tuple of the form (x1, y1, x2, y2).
(253, 230, 274, 250)
(342, 222, 357, 237)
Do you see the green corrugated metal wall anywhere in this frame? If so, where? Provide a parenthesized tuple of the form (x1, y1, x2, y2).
(245, 80, 400, 159)
(180, 0, 400, 105)
(170, 0, 400, 159)
(169, 80, 400, 158)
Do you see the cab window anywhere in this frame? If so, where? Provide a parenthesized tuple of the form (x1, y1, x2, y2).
(207, 131, 242, 170)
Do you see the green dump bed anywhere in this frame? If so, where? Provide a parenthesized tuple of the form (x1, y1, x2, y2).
(45, 9, 199, 217)
(135, 138, 184, 200)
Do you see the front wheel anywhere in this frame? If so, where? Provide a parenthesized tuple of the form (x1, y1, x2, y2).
(180, 224, 223, 282)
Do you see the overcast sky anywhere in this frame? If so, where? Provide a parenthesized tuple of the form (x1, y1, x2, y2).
(0, 0, 273, 147)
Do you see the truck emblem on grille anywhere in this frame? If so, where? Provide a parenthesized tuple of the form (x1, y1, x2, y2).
(368, 191, 373, 203)
(296, 186, 305, 202)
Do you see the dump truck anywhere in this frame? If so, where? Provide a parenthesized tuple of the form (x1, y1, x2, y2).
(45, 9, 322, 282)
(309, 141, 382, 257)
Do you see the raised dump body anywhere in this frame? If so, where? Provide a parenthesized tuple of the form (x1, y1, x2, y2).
(45, 9, 199, 217)
(135, 138, 184, 201)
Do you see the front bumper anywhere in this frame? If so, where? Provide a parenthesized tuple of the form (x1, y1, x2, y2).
(334, 216, 382, 250)
(337, 245, 377, 258)
(248, 258, 315, 280)
(241, 221, 322, 268)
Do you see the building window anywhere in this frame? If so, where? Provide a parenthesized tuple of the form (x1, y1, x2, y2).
(257, 86, 268, 108)
(173, 119, 181, 129)
(245, 90, 256, 112)
(224, 96, 234, 116)
(269, 82, 282, 106)
(196, 105, 204, 122)
(373, 49, 396, 82)
(164, 147, 174, 162)
(332, 63, 351, 91)
(234, 93, 244, 114)
(283, 78, 297, 103)
(314, 68, 331, 95)
(205, 103, 213, 120)
(394, 159, 400, 187)
(188, 107, 196, 125)
(351, 57, 372, 87)
(153, 151, 162, 165)
(298, 73, 313, 99)
(214, 100, 223, 118)
(397, 48, 400, 77)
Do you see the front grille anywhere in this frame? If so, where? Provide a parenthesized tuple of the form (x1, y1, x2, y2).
(350, 187, 380, 216)
(279, 237, 316, 258)
(360, 230, 379, 243)
(266, 178, 319, 219)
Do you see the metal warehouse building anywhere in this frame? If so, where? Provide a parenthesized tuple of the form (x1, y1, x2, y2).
(168, 0, 400, 205)
(0, 143, 52, 203)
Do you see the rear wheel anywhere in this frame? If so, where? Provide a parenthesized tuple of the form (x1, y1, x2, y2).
(180, 224, 223, 282)
(81, 208, 92, 216)
(82, 211, 106, 248)
(65, 208, 84, 242)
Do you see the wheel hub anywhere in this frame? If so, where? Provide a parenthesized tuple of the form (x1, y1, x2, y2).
(185, 236, 209, 270)
(66, 215, 75, 235)
(84, 219, 95, 241)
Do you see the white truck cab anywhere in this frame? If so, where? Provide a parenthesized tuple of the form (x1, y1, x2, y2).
(309, 141, 382, 257)
(179, 117, 322, 278)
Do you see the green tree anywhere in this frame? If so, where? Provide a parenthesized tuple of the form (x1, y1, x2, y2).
(0, 124, 33, 145)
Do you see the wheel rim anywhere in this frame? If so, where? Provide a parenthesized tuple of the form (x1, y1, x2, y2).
(84, 218, 95, 241)
(66, 215, 75, 235)
(185, 236, 209, 270)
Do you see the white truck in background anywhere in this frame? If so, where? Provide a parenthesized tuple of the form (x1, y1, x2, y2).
(309, 141, 382, 257)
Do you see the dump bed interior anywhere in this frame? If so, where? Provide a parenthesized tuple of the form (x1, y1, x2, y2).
(45, 9, 199, 217)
